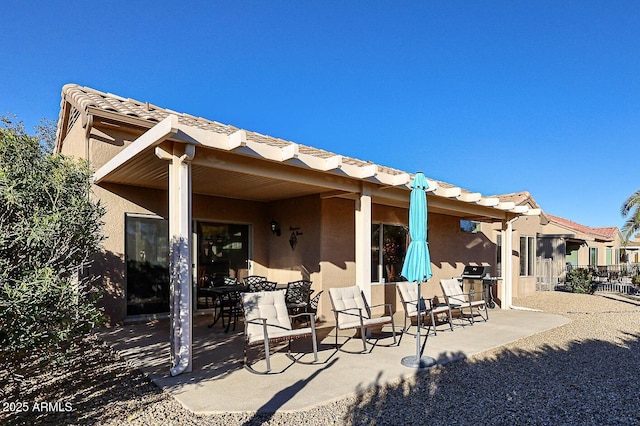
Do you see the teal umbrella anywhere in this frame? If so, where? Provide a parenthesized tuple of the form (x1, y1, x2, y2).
(400, 172, 436, 368)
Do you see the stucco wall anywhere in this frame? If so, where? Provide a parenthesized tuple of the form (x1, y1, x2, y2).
(58, 118, 88, 158)
(265, 195, 321, 284)
(318, 197, 356, 320)
(92, 183, 169, 324)
(511, 215, 540, 298)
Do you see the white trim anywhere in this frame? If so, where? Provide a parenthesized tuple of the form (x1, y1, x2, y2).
(457, 192, 482, 202)
(94, 115, 179, 183)
(477, 197, 500, 207)
(434, 186, 462, 198)
(496, 202, 516, 211)
(355, 184, 372, 304)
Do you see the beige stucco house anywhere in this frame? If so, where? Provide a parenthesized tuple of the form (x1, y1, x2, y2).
(481, 192, 625, 298)
(54, 84, 540, 374)
(542, 215, 623, 268)
(480, 192, 547, 298)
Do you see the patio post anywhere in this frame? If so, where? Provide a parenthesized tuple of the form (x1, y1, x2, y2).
(501, 217, 515, 309)
(158, 142, 195, 376)
(355, 183, 372, 304)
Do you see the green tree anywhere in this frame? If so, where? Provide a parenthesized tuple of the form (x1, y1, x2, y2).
(621, 189, 640, 242)
(0, 117, 105, 379)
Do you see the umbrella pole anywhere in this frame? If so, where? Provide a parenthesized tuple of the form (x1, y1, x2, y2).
(401, 280, 436, 369)
(416, 281, 421, 359)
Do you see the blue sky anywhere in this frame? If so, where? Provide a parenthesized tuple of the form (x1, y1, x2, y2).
(1, 1, 638, 229)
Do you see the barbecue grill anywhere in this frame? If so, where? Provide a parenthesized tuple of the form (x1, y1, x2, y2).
(461, 265, 497, 309)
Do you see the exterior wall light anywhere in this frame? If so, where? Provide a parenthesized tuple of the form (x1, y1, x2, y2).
(270, 220, 281, 236)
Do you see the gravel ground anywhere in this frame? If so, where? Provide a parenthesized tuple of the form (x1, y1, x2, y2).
(3, 291, 640, 425)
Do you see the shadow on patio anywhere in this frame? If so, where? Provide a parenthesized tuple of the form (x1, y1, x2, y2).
(97, 308, 570, 414)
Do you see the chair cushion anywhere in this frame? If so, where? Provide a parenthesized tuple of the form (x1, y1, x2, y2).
(242, 290, 298, 344)
(329, 286, 372, 328)
(339, 315, 393, 330)
(397, 281, 421, 316)
(468, 300, 486, 308)
(440, 278, 469, 305)
(431, 304, 450, 315)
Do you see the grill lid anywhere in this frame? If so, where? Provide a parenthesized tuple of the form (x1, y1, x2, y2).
(461, 265, 492, 278)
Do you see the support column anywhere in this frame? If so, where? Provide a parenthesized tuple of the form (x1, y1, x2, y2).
(501, 218, 514, 309)
(157, 142, 195, 376)
(355, 184, 372, 304)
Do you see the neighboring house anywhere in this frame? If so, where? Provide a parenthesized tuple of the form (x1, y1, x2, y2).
(481, 193, 626, 298)
(622, 236, 640, 264)
(55, 84, 539, 374)
(543, 214, 623, 269)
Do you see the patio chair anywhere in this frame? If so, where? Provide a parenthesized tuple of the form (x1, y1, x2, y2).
(396, 281, 453, 336)
(248, 280, 278, 292)
(242, 275, 267, 287)
(439, 278, 488, 325)
(328, 285, 397, 353)
(307, 290, 323, 320)
(285, 280, 313, 316)
(241, 290, 318, 374)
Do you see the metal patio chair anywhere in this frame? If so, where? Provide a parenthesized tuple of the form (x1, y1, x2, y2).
(439, 278, 488, 325)
(241, 290, 318, 374)
(242, 275, 267, 287)
(285, 280, 313, 315)
(328, 285, 397, 353)
(396, 281, 453, 336)
(248, 280, 278, 292)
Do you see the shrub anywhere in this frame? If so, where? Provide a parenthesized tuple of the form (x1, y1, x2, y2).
(565, 268, 595, 294)
(0, 118, 105, 378)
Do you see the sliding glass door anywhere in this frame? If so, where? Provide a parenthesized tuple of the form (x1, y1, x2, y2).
(196, 222, 249, 308)
(125, 215, 169, 316)
(125, 216, 251, 314)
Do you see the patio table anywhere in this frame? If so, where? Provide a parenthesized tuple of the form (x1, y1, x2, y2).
(204, 285, 248, 333)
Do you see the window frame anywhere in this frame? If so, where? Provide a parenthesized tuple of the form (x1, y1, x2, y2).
(371, 223, 408, 283)
(589, 247, 598, 266)
(519, 235, 535, 277)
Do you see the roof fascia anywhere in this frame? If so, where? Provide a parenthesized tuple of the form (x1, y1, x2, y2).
(86, 108, 536, 220)
(94, 115, 179, 183)
(86, 106, 158, 130)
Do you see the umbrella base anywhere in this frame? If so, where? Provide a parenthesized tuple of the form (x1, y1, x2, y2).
(401, 355, 436, 369)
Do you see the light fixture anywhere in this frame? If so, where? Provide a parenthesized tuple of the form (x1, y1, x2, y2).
(270, 219, 281, 236)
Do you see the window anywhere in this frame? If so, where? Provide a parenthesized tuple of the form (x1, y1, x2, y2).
(197, 222, 249, 280)
(460, 220, 479, 233)
(519, 236, 535, 277)
(589, 247, 598, 266)
(125, 214, 169, 316)
(606, 248, 612, 265)
(196, 222, 249, 309)
(371, 224, 408, 283)
(618, 248, 627, 263)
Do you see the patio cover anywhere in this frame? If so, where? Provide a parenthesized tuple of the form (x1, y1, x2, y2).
(56, 84, 542, 375)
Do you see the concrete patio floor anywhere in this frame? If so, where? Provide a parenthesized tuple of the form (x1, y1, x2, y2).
(98, 308, 569, 414)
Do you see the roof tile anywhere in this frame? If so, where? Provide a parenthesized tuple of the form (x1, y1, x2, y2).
(547, 214, 618, 240)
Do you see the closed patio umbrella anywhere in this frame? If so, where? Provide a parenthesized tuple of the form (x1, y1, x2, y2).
(400, 172, 436, 368)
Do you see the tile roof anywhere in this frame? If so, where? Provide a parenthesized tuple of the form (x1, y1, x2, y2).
(546, 214, 618, 241)
(592, 227, 619, 240)
(57, 84, 405, 173)
(56, 84, 489, 197)
(494, 191, 537, 206)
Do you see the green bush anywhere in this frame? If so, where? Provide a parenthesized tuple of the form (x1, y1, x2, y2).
(0, 118, 105, 377)
(566, 268, 595, 294)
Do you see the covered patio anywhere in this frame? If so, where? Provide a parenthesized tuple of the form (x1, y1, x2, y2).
(55, 84, 543, 380)
(98, 308, 569, 413)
